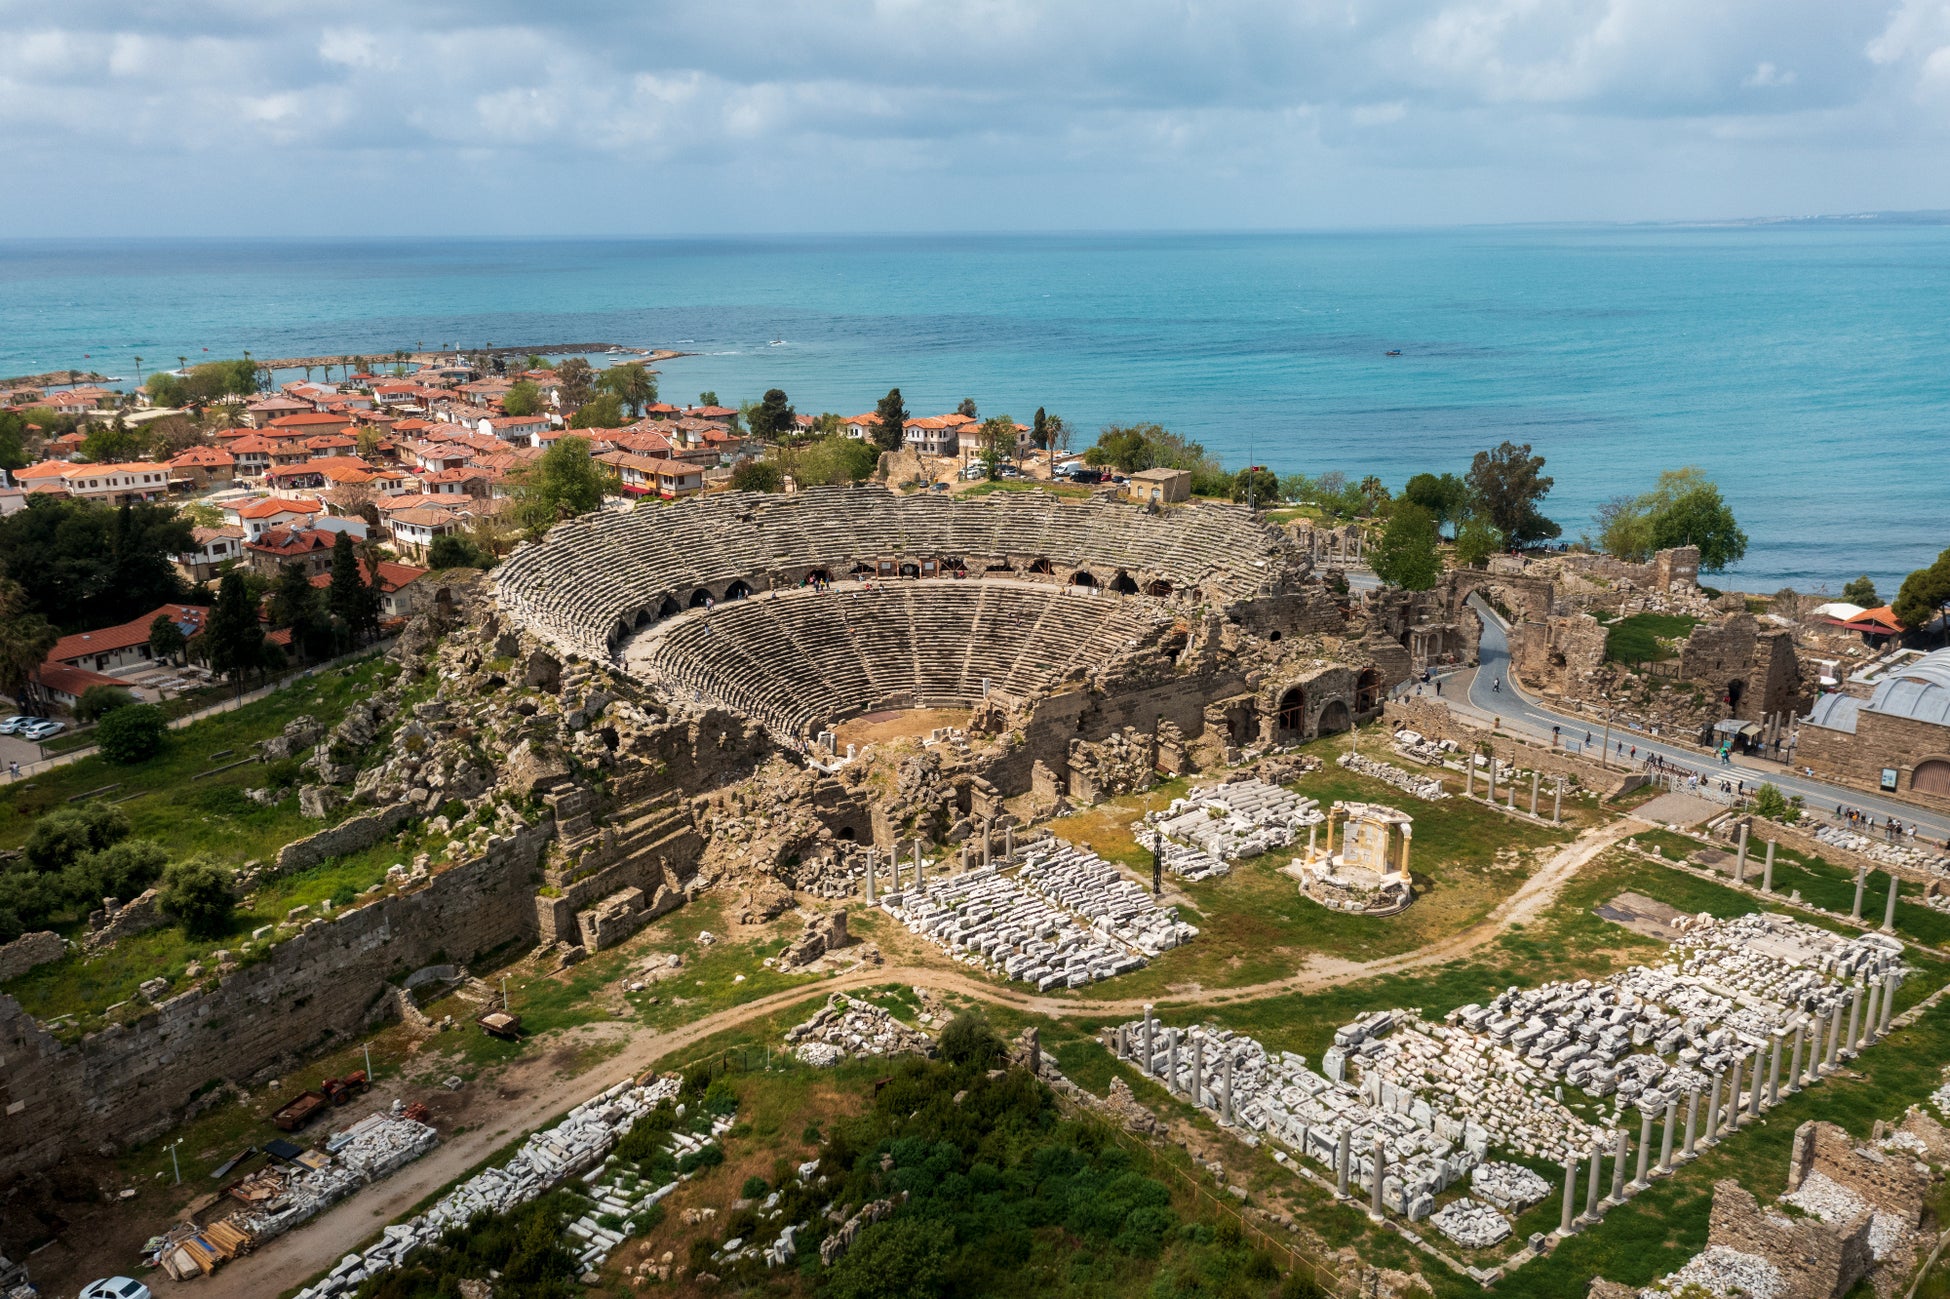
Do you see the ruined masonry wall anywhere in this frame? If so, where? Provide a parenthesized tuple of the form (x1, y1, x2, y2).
(275, 802, 421, 875)
(0, 931, 65, 982)
(1706, 1179, 1871, 1299)
(0, 821, 552, 1186)
(1788, 1121, 1930, 1230)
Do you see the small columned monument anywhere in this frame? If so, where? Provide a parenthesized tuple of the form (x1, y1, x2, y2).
(1289, 800, 1415, 915)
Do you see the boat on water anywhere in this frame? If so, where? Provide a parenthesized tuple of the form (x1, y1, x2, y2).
(1385, 349, 1402, 356)
(769, 338, 785, 346)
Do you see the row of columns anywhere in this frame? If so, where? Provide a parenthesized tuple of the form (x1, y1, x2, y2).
(1462, 760, 1565, 824)
(1553, 966, 1904, 1240)
(1717, 823, 1904, 937)
(858, 822, 1022, 901)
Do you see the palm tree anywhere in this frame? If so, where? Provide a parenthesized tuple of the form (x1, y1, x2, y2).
(133, 355, 144, 386)
(177, 355, 187, 375)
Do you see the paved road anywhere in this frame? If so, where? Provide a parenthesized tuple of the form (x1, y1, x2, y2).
(1460, 593, 1950, 843)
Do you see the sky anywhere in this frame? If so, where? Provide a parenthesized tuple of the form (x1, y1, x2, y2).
(4, 0, 1950, 235)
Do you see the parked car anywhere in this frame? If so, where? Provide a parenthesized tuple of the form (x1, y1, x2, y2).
(81, 1280, 152, 1299)
(20, 720, 65, 741)
(0, 715, 33, 735)
(960, 463, 988, 480)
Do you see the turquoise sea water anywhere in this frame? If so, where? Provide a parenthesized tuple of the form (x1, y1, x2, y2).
(1, 228, 1945, 592)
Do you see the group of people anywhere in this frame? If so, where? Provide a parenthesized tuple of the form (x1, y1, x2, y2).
(1834, 804, 1929, 845)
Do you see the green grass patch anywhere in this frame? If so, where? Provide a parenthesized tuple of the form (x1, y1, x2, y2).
(1602, 612, 1700, 666)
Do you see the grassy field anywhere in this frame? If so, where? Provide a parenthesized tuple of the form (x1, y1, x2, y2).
(1599, 612, 1700, 666)
(1043, 758, 1572, 999)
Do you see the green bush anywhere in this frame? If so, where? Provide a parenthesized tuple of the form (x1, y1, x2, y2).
(95, 703, 169, 764)
(74, 685, 137, 723)
(157, 855, 235, 938)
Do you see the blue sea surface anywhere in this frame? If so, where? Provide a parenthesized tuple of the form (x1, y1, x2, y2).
(1, 228, 1944, 593)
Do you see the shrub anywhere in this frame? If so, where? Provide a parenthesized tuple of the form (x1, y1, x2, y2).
(1753, 783, 1799, 824)
(74, 684, 137, 723)
(741, 1174, 770, 1199)
(24, 802, 131, 872)
(157, 855, 235, 938)
(96, 703, 169, 764)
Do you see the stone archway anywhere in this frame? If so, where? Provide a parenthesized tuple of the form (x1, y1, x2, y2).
(806, 568, 833, 585)
(725, 579, 753, 600)
(1317, 699, 1352, 735)
(1914, 759, 1950, 798)
(1145, 579, 1173, 598)
(658, 594, 682, 618)
(1070, 570, 1099, 588)
(1355, 667, 1381, 713)
(1276, 687, 1307, 739)
(1110, 570, 1140, 595)
(689, 588, 713, 608)
(1028, 557, 1053, 575)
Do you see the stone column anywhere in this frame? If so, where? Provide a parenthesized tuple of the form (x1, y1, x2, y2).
(1142, 1006, 1155, 1077)
(1882, 971, 1900, 1032)
(1553, 777, 1563, 823)
(1682, 1089, 1700, 1158)
(1658, 1097, 1677, 1173)
(914, 840, 925, 888)
(1762, 840, 1775, 893)
(1508, 780, 1517, 810)
(1336, 1129, 1351, 1198)
(1487, 760, 1496, 803)
(1703, 1072, 1722, 1146)
(1746, 1051, 1762, 1118)
(1529, 770, 1540, 817)
(1560, 1154, 1578, 1234)
(1632, 1109, 1653, 1190)
(1115, 1024, 1129, 1060)
(1370, 1137, 1386, 1218)
(1852, 866, 1867, 921)
(1167, 1031, 1180, 1094)
(1583, 1146, 1603, 1222)
(1190, 1036, 1204, 1108)
(1726, 1059, 1743, 1131)
(1609, 1128, 1629, 1203)
(1884, 872, 1900, 934)
(863, 849, 876, 903)
(982, 822, 993, 869)
(1824, 1001, 1842, 1071)
(1222, 1052, 1235, 1124)
(1768, 1031, 1783, 1105)
(1733, 823, 1749, 886)
(1397, 829, 1412, 881)
(1865, 977, 1884, 1046)
(1846, 987, 1863, 1057)
(1464, 762, 1474, 798)
(1787, 1022, 1804, 1092)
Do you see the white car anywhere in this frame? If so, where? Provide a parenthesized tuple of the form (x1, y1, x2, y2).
(0, 715, 32, 734)
(81, 1280, 152, 1299)
(20, 719, 65, 741)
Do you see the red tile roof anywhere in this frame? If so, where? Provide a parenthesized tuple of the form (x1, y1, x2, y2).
(48, 603, 207, 664)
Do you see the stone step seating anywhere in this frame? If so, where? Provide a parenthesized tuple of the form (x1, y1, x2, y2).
(880, 864, 1145, 990)
(495, 485, 1287, 661)
(627, 580, 1165, 737)
(1013, 840, 1199, 955)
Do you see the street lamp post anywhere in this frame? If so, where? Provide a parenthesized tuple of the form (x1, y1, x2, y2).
(168, 1139, 182, 1185)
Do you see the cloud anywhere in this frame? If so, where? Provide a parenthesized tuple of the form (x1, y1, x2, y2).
(0, 0, 1945, 233)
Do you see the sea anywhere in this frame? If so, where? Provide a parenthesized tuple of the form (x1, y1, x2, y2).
(2, 227, 1945, 594)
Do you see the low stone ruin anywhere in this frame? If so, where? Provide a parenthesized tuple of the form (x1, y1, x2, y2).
(1469, 1160, 1551, 1212)
(1808, 822, 1950, 875)
(784, 993, 933, 1065)
(1427, 1196, 1510, 1249)
(1389, 729, 1456, 767)
(775, 908, 849, 969)
(1135, 778, 1323, 879)
(1014, 839, 1199, 956)
(1291, 801, 1415, 915)
(1337, 750, 1448, 801)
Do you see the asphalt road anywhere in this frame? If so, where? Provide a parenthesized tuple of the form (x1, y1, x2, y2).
(1459, 593, 1950, 844)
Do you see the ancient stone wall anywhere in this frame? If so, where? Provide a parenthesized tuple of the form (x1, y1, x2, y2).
(1705, 1179, 1872, 1299)
(1508, 613, 1608, 697)
(0, 821, 552, 1187)
(1678, 615, 1801, 722)
(1382, 696, 1618, 792)
(1227, 588, 1347, 642)
(0, 931, 64, 982)
(274, 802, 421, 874)
(1787, 1121, 1931, 1230)
(1799, 711, 1950, 813)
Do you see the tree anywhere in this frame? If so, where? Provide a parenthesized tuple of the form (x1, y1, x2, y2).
(502, 380, 543, 417)
(697, 391, 719, 407)
(1372, 504, 1443, 591)
(327, 532, 380, 645)
(567, 392, 626, 429)
(0, 496, 191, 629)
(0, 411, 28, 473)
(269, 560, 325, 656)
(83, 417, 146, 463)
(204, 568, 269, 690)
(96, 703, 168, 764)
(145, 415, 206, 459)
(596, 362, 656, 416)
(1401, 472, 1469, 537)
(511, 435, 613, 540)
(956, 397, 978, 419)
(1031, 407, 1049, 450)
(145, 371, 188, 408)
(1453, 514, 1503, 569)
(158, 855, 235, 939)
(1842, 575, 1880, 607)
(148, 613, 188, 664)
(556, 358, 596, 410)
(74, 684, 136, 723)
(1753, 783, 1800, 823)
(748, 388, 796, 442)
(428, 534, 493, 570)
(1230, 466, 1280, 505)
(0, 578, 58, 704)
(976, 415, 1017, 478)
(1465, 441, 1559, 545)
(872, 388, 909, 452)
(1597, 468, 1748, 573)
(1084, 424, 1218, 477)
(729, 460, 784, 493)
(1358, 475, 1391, 516)
(1893, 547, 1950, 631)
(796, 437, 879, 486)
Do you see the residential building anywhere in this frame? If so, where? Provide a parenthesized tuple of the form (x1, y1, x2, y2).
(173, 525, 246, 583)
(224, 495, 326, 540)
(387, 507, 458, 561)
(244, 526, 339, 578)
(308, 559, 427, 619)
(45, 603, 208, 674)
(479, 413, 552, 446)
(166, 445, 237, 491)
(597, 452, 705, 499)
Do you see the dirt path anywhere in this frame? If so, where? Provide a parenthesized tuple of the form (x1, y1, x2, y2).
(187, 819, 1633, 1296)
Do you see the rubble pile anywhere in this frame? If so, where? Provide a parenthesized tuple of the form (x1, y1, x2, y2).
(1781, 1170, 1906, 1259)
(288, 1075, 689, 1299)
(1641, 1245, 1784, 1299)
(1427, 1197, 1511, 1249)
(1337, 751, 1448, 801)
(1014, 840, 1199, 956)
(1137, 779, 1323, 869)
(1389, 730, 1456, 766)
(1109, 1017, 1484, 1221)
(233, 1115, 440, 1244)
(784, 993, 933, 1065)
(880, 866, 1150, 989)
(1469, 1161, 1551, 1212)
(1809, 823, 1950, 875)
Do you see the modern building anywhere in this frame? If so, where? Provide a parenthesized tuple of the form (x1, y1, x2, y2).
(1127, 467, 1192, 506)
(1799, 647, 1950, 808)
